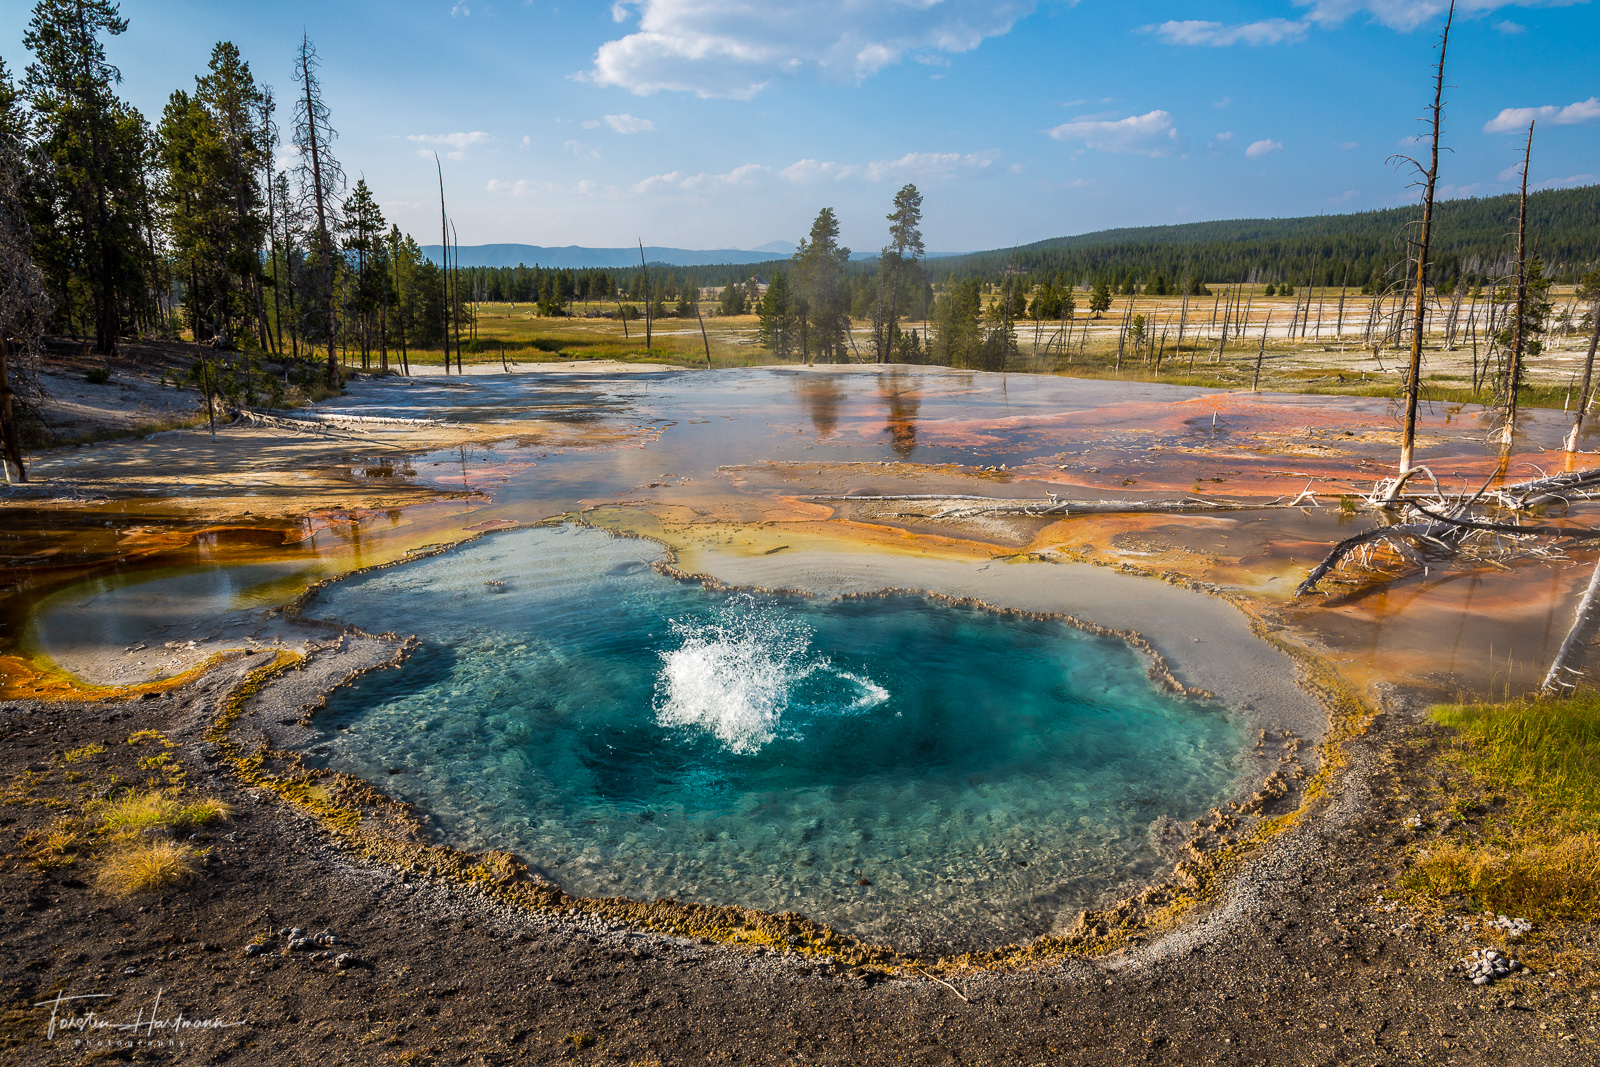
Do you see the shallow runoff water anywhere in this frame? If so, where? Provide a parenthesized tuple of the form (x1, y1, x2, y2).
(304, 524, 1247, 951)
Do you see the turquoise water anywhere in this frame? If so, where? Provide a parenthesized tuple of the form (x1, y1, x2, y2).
(304, 525, 1248, 951)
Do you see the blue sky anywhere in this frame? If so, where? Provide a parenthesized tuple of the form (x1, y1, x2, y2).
(5, 0, 1598, 253)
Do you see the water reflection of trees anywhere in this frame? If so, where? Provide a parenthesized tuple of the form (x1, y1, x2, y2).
(880, 369, 921, 458)
(796, 376, 844, 438)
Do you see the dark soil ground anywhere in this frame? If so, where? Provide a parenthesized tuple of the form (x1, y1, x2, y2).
(1, 648, 1597, 1066)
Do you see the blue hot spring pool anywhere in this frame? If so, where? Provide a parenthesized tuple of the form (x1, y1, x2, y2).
(302, 525, 1249, 949)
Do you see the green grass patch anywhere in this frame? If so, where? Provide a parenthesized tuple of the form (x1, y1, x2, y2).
(1431, 699, 1600, 826)
(1403, 696, 1600, 920)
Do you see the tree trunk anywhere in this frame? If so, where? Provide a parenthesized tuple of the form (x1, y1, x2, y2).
(1541, 552, 1600, 695)
(1397, 4, 1453, 483)
(450, 222, 463, 372)
(639, 241, 652, 352)
(0, 337, 27, 483)
(1253, 312, 1273, 392)
(1501, 121, 1535, 450)
(1564, 295, 1600, 452)
(436, 155, 452, 375)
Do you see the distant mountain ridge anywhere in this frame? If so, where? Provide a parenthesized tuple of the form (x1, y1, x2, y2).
(422, 241, 961, 269)
(420, 243, 798, 269)
(932, 184, 1600, 283)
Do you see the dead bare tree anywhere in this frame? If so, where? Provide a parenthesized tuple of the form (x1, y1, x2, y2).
(1499, 121, 1535, 450)
(293, 36, 345, 388)
(435, 153, 452, 375)
(1564, 272, 1600, 452)
(638, 240, 652, 352)
(1252, 311, 1273, 392)
(1389, 1, 1454, 492)
(1294, 467, 1600, 598)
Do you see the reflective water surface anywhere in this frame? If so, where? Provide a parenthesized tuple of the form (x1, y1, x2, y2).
(301, 525, 1246, 951)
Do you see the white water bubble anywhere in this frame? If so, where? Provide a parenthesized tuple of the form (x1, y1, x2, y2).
(652, 595, 888, 754)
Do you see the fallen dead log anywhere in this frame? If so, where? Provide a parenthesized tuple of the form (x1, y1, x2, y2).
(1403, 502, 1600, 541)
(1541, 554, 1600, 695)
(258, 409, 441, 427)
(810, 494, 1288, 518)
(1492, 467, 1600, 509)
(1295, 500, 1600, 597)
(1293, 519, 1464, 596)
(234, 409, 350, 437)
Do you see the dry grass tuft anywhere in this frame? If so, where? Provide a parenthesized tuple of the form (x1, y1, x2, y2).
(96, 792, 177, 838)
(173, 797, 235, 833)
(94, 840, 200, 896)
(20, 822, 84, 870)
(1408, 833, 1600, 920)
(94, 791, 234, 840)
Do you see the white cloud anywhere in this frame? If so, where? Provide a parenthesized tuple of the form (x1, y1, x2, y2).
(778, 152, 992, 184)
(563, 140, 601, 161)
(633, 170, 684, 193)
(580, 119, 602, 129)
(588, 0, 1038, 98)
(1329, 189, 1360, 204)
(1496, 19, 1528, 31)
(1150, 19, 1310, 46)
(604, 113, 656, 134)
(1295, 1, 1586, 33)
(781, 158, 861, 182)
(1213, 96, 1232, 108)
(634, 163, 771, 193)
(863, 151, 993, 181)
(486, 179, 541, 197)
(487, 178, 601, 199)
(1215, 130, 1233, 141)
(1532, 172, 1598, 189)
(519, 135, 531, 149)
(1484, 96, 1600, 133)
(407, 131, 494, 160)
(1046, 110, 1181, 157)
(1246, 138, 1284, 159)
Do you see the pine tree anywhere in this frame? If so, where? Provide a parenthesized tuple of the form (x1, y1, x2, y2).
(339, 178, 385, 368)
(194, 42, 269, 348)
(793, 208, 851, 364)
(875, 183, 924, 362)
(156, 88, 220, 342)
(0, 66, 51, 481)
(757, 271, 795, 357)
(23, 0, 147, 355)
(1088, 280, 1112, 318)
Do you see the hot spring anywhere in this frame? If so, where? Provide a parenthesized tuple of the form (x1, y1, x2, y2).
(301, 524, 1250, 950)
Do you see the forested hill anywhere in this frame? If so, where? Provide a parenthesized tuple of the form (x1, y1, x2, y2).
(419, 243, 796, 269)
(931, 183, 1600, 288)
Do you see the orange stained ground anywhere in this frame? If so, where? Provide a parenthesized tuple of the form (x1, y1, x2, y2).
(4, 366, 1596, 702)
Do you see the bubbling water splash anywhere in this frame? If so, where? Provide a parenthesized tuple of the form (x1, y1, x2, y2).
(653, 595, 887, 753)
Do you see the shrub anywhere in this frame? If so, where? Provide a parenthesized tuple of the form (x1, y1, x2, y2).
(84, 367, 111, 384)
